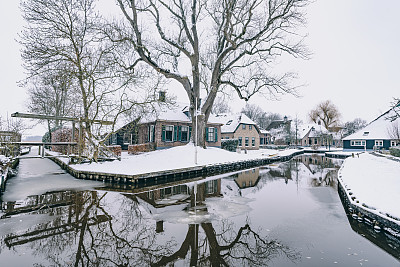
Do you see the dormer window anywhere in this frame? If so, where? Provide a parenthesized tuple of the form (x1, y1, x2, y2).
(363, 131, 369, 136)
(226, 120, 233, 125)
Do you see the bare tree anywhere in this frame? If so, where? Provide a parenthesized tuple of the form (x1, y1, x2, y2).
(388, 122, 400, 145)
(110, 0, 309, 147)
(19, 0, 159, 160)
(211, 95, 232, 114)
(343, 118, 367, 137)
(309, 100, 341, 129)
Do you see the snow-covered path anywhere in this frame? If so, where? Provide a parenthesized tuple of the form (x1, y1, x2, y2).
(339, 153, 400, 224)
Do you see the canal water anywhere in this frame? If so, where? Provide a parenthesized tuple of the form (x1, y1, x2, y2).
(0, 153, 399, 266)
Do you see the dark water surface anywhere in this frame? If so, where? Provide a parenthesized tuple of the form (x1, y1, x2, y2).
(0, 153, 399, 266)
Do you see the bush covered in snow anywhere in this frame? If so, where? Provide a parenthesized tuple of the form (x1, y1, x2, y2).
(389, 146, 400, 157)
(51, 127, 80, 154)
(221, 139, 239, 152)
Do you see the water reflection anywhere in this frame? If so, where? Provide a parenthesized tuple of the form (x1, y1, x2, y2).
(1, 154, 399, 266)
(0, 175, 300, 266)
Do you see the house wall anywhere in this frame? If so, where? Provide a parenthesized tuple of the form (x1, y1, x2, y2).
(343, 139, 392, 150)
(138, 121, 221, 149)
(233, 123, 260, 150)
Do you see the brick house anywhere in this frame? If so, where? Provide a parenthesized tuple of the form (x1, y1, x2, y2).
(215, 113, 261, 150)
(109, 103, 222, 150)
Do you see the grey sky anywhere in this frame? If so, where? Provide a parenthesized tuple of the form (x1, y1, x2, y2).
(1, 0, 399, 136)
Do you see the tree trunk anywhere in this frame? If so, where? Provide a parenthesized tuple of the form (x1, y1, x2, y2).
(192, 114, 206, 148)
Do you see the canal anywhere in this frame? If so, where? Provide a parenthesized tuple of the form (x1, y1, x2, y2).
(0, 153, 399, 266)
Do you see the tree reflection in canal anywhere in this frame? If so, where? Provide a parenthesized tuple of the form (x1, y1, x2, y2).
(0, 178, 300, 266)
(1, 154, 399, 266)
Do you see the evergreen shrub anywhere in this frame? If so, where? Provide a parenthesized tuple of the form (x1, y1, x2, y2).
(389, 146, 400, 157)
(221, 139, 238, 152)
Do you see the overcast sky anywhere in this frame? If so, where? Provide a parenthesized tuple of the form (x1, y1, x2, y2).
(1, 0, 399, 136)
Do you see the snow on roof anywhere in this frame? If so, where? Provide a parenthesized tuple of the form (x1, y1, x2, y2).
(214, 113, 258, 133)
(343, 107, 399, 140)
(137, 102, 222, 125)
(297, 123, 328, 139)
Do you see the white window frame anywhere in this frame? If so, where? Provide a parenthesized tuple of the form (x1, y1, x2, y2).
(249, 125, 252, 130)
(242, 124, 246, 130)
(351, 140, 366, 146)
(238, 137, 242, 146)
(391, 140, 397, 147)
(252, 137, 255, 146)
(207, 127, 215, 142)
(375, 140, 383, 147)
(245, 137, 249, 147)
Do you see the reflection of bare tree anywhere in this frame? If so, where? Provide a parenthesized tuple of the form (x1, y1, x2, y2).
(154, 220, 300, 266)
(1, 190, 173, 266)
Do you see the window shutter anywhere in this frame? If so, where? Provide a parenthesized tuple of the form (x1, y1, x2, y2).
(214, 127, 218, 142)
(161, 125, 166, 141)
(189, 126, 192, 141)
(205, 127, 209, 142)
(174, 126, 178, 141)
(148, 126, 151, 142)
(178, 126, 182, 141)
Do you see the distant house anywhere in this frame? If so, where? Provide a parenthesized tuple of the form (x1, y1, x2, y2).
(297, 123, 342, 148)
(107, 103, 222, 150)
(259, 129, 271, 148)
(342, 106, 400, 150)
(215, 113, 261, 150)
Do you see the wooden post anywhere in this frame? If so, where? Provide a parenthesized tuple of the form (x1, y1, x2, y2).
(78, 118, 82, 159)
(71, 121, 75, 155)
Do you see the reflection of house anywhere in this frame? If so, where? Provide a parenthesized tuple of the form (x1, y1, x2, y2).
(108, 103, 222, 150)
(215, 113, 261, 150)
(137, 179, 222, 208)
(343, 105, 400, 150)
(233, 168, 260, 189)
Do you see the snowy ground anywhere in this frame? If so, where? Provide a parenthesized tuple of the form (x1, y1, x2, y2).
(338, 152, 400, 225)
(62, 143, 301, 176)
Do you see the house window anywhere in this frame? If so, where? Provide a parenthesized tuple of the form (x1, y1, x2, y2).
(391, 140, 397, 147)
(351, 140, 366, 146)
(242, 124, 246, 130)
(314, 138, 318, 145)
(245, 137, 249, 146)
(249, 125, 252, 130)
(207, 127, 217, 142)
(238, 137, 242, 146)
(181, 126, 189, 142)
(165, 125, 174, 142)
(252, 137, 255, 146)
(123, 133, 130, 145)
(375, 140, 383, 147)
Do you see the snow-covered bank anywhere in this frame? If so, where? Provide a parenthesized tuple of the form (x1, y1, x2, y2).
(338, 153, 400, 226)
(62, 143, 301, 176)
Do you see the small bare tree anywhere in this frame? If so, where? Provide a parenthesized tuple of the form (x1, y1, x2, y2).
(111, 0, 309, 147)
(309, 100, 341, 130)
(19, 0, 159, 160)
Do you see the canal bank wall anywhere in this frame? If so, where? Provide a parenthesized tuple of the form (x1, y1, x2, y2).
(337, 154, 400, 239)
(47, 150, 305, 186)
